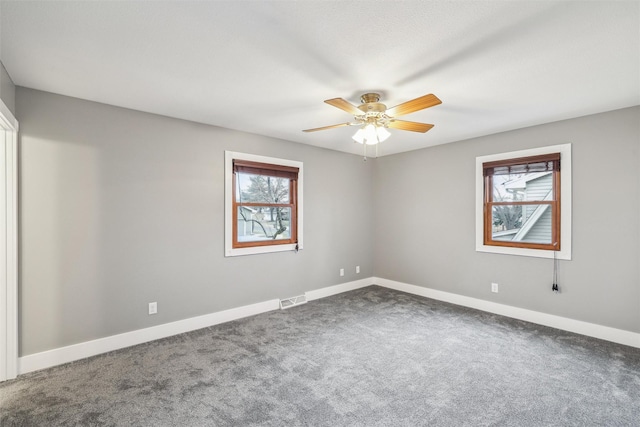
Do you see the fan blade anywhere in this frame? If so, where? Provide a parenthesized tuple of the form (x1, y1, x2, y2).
(302, 122, 351, 132)
(324, 98, 362, 115)
(387, 120, 434, 133)
(386, 94, 441, 117)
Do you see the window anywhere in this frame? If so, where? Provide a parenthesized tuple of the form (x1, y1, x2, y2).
(233, 160, 298, 247)
(225, 152, 303, 257)
(476, 144, 571, 260)
(484, 153, 560, 250)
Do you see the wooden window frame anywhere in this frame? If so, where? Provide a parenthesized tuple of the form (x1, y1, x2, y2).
(483, 153, 561, 251)
(232, 160, 298, 249)
(475, 144, 572, 260)
(225, 151, 303, 257)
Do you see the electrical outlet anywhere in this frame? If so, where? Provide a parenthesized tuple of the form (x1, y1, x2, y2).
(356, 265, 360, 274)
(491, 283, 499, 293)
(340, 268, 344, 277)
(148, 302, 158, 315)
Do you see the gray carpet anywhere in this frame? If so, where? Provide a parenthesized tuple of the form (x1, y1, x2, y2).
(1, 285, 639, 426)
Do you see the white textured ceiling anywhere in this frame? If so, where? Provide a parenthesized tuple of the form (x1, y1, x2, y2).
(1, 1, 639, 156)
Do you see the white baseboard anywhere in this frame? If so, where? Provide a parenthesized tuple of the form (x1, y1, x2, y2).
(373, 277, 640, 349)
(305, 278, 372, 301)
(19, 298, 280, 375)
(17, 276, 640, 375)
(18, 278, 373, 375)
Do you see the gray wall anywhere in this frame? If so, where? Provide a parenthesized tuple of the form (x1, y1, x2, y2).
(0, 60, 16, 115)
(17, 87, 374, 356)
(374, 106, 640, 333)
(15, 85, 640, 357)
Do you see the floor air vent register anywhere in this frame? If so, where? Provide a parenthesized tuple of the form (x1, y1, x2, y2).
(279, 295, 307, 309)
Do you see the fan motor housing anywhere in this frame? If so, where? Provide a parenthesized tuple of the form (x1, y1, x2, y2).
(358, 93, 387, 115)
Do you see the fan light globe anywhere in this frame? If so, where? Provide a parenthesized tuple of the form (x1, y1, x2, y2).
(364, 124, 377, 144)
(376, 126, 391, 142)
(352, 128, 365, 144)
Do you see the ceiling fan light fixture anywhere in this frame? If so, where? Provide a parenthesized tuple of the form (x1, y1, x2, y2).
(352, 123, 390, 145)
(305, 92, 440, 149)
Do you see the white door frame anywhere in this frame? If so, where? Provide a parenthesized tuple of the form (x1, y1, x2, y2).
(0, 99, 18, 381)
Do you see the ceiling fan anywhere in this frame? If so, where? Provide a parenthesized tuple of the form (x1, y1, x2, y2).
(303, 92, 442, 145)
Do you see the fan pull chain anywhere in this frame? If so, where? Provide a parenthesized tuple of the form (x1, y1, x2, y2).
(552, 249, 559, 293)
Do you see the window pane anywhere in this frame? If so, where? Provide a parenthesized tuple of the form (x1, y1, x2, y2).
(491, 205, 552, 244)
(236, 173, 290, 204)
(492, 172, 553, 203)
(237, 206, 292, 242)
